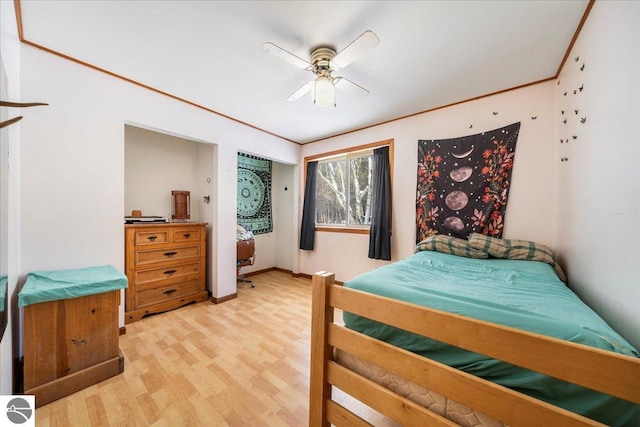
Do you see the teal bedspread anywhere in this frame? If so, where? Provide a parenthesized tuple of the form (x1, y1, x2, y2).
(343, 250, 639, 426)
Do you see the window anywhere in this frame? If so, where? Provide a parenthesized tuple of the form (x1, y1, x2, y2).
(303, 139, 393, 234)
(315, 151, 373, 226)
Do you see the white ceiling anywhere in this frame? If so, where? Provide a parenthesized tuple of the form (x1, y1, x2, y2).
(19, 1, 589, 144)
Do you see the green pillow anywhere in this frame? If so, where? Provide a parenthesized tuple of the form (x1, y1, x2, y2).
(416, 235, 488, 259)
(467, 233, 567, 282)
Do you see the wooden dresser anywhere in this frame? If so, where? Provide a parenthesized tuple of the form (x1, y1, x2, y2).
(125, 222, 208, 323)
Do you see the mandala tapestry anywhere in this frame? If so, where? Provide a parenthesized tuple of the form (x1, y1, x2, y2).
(237, 152, 272, 234)
(416, 122, 520, 243)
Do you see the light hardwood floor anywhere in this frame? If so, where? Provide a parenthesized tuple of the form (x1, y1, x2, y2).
(35, 270, 397, 427)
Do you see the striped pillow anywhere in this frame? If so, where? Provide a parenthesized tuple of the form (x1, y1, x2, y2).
(467, 233, 567, 282)
(416, 235, 488, 259)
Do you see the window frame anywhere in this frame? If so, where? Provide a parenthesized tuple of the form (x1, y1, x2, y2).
(303, 139, 394, 235)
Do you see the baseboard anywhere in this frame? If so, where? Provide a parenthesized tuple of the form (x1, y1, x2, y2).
(243, 266, 276, 277)
(249, 268, 344, 285)
(119, 326, 126, 336)
(211, 293, 237, 304)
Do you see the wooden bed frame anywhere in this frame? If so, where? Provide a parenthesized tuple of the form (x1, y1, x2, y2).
(309, 271, 640, 427)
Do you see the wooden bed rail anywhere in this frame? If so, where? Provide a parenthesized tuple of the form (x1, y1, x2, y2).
(309, 272, 640, 427)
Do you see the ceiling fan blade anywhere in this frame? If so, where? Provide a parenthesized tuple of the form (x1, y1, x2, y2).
(261, 42, 310, 70)
(334, 77, 369, 98)
(286, 81, 314, 101)
(332, 30, 379, 70)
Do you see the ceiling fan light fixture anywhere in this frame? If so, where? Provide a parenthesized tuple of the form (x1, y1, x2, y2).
(264, 31, 379, 107)
(312, 76, 335, 107)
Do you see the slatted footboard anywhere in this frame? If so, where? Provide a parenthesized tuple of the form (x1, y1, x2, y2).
(309, 271, 640, 427)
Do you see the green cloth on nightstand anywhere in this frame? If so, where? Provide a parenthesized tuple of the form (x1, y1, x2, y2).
(0, 276, 6, 313)
(18, 265, 127, 308)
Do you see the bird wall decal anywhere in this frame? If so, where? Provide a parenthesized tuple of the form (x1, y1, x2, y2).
(0, 116, 23, 128)
(0, 101, 48, 129)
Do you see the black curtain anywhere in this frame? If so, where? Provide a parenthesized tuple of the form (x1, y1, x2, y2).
(299, 161, 318, 250)
(368, 146, 391, 260)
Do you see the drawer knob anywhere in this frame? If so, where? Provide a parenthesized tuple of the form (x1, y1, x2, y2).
(163, 289, 177, 295)
(183, 233, 191, 238)
(163, 251, 178, 257)
(147, 235, 157, 241)
(163, 269, 177, 275)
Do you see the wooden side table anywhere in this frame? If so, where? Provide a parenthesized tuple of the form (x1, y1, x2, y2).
(19, 265, 127, 407)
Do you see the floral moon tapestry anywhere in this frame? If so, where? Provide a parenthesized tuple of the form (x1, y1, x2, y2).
(416, 122, 520, 242)
(237, 152, 273, 234)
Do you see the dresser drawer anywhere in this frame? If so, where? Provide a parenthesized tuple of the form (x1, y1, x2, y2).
(134, 230, 170, 246)
(135, 262, 200, 285)
(136, 279, 200, 308)
(135, 245, 201, 266)
(172, 227, 202, 243)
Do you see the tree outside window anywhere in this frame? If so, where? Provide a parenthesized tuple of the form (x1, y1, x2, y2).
(315, 152, 372, 226)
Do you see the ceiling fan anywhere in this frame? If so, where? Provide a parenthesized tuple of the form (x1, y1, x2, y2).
(261, 30, 379, 108)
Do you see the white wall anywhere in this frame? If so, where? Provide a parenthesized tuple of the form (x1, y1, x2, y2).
(300, 82, 556, 281)
(0, 47, 10, 398)
(553, 1, 640, 349)
(273, 162, 294, 271)
(0, 0, 22, 395)
(197, 142, 215, 292)
(17, 37, 299, 311)
(125, 125, 203, 221)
